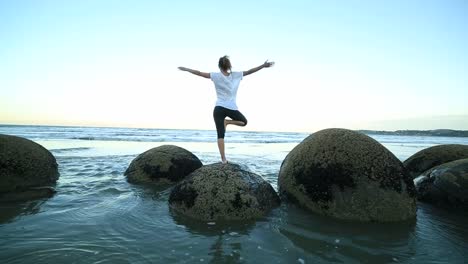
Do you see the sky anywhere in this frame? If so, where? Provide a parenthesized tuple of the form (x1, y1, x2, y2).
(1, 0, 467, 132)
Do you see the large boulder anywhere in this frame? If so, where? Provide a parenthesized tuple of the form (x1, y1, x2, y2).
(278, 128, 416, 222)
(414, 158, 468, 207)
(403, 144, 468, 179)
(169, 163, 280, 221)
(125, 145, 202, 185)
(0, 134, 59, 201)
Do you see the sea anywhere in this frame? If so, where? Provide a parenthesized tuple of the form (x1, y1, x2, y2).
(0, 125, 467, 264)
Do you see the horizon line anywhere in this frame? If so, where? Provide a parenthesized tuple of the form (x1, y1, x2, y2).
(1, 122, 467, 133)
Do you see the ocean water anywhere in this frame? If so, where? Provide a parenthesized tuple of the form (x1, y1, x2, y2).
(0, 125, 467, 263)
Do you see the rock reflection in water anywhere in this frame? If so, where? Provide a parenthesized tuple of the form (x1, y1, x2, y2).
(0, 199, 48, 224)
(171, 209, 256, 263)
(277, 203, 417, 263)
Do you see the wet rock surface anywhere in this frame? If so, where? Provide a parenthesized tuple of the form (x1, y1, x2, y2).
(169, 163, 280, 221)
(414, 158, 468, 207)
(125, 145, 202, 185)
(0, 134, 59, 201)
(404, 144, 468, 179)
(278, 128, 416, 222)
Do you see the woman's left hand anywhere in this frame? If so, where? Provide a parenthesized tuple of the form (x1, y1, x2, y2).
(263, 60, 275, 68)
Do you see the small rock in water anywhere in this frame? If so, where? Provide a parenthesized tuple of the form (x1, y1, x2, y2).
(200, 259, 204, 262)
(257, 246, 262, 250)
(335, 239, 340, 243)
(207, 222, 216, 225)
(392, 257, 399, 262)
(298, 258, 305, 264)
(229, 232, 238, 236)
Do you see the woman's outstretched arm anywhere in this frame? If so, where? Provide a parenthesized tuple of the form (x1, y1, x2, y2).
(178, 67, 210, 79)
(243, 60, 275, 77)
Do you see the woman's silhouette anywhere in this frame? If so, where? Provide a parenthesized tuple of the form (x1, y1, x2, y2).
(178, 56, 275, 163)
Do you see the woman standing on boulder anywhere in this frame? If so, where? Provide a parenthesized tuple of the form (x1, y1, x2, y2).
(178, 56, 275, 163)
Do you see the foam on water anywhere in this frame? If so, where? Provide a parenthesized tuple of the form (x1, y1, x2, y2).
(0, 125, 307, 144)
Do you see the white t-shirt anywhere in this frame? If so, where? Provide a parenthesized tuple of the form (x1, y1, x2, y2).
(210, 71, 243, 110)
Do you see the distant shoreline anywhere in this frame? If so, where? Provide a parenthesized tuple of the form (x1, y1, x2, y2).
(1, 124, 468, 137)
(359, 129, 468, 138)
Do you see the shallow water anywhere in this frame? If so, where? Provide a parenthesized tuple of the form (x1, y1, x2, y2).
(1, 126, 468, 263)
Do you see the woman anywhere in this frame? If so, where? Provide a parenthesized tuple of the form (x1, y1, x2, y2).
(178, 55, 275, 163)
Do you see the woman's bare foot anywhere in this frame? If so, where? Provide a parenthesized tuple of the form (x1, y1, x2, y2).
(224, 119, 245, 129)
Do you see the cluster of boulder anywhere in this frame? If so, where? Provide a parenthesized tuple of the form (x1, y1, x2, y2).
(125, 145, 280, 221)
(404, 144, 468, 207)
(2, 128, 467, 223)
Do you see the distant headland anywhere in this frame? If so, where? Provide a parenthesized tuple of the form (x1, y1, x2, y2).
(359, 129, 468, 137)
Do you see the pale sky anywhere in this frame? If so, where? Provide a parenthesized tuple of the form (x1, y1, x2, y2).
(1, 0, 467, 132)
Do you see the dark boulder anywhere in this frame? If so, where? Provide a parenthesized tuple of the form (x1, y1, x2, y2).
(278, 128, 416, 222)
(0, 134, 59, 201)
(404, 144, 468, 179)
(125, 145, 202, 185)
(169, 163, 280, 221)
(414, 158, 468, 207)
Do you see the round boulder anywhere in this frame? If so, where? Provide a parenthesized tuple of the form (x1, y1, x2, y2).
(0, 134, 59, 201)
(403, 144, 468, 179)
(125, 145, 202, 185)
(414, 158, 468, 207)
(278, 128, 416, 222)
(169, 163, 280, 221)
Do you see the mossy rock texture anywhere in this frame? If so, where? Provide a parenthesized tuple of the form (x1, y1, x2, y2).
(414, 158, 468, 207)
(278, 128, 416, 222)
(0, 134, 59, 201)
(125, 145, 202, 185)
(403, 144, 468, 179)
(169, 163, 280, 221)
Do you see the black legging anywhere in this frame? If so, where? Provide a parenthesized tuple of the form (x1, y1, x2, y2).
(213, 106, 247, 139)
